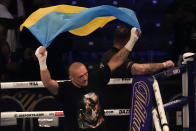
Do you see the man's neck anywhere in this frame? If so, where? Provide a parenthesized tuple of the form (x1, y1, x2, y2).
(72, 81, 82, 88)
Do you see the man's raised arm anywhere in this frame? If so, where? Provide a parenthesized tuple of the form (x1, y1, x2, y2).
(35, 46, 59, 95)
(108, 27, 141, 71)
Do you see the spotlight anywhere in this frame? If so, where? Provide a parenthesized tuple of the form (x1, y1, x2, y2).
(152, 0, 157, 4)
(88, 41, 94, 46)
(113, 1, 118, 5)
(88, 65, 93, 69)
(72, 1, 77, 5)
(155, 23, 160, 27)
(168, 40, 173, 45)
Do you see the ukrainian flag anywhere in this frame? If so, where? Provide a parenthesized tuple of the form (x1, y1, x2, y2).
(20, 5, 140, 47)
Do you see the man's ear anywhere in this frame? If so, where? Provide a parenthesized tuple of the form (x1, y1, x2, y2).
(69, 75, 72, 81)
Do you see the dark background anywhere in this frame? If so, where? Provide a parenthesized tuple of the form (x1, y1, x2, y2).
(1, 0, 196, 131)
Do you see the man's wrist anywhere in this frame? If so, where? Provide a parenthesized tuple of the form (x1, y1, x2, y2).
(125, 37, 137, 51)
(162, 62, 166, 68)
(39, 60, 47, 71)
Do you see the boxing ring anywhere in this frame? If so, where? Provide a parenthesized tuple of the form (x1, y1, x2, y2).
(1, 55, 195, 131)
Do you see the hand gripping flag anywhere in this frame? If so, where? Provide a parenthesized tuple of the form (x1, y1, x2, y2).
(20, 5, 140, 47)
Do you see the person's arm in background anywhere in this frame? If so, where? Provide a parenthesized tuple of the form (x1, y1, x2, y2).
(35, 46, 59, 95)
(0, 17, 24, 29)
(0, 23, 7, 41)
(131, 60, 175, 75)
(108, 27, 141, 71)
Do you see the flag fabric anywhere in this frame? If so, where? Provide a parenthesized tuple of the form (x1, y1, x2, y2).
(130, 76, 154, 131)
(20, 4, 140, 47)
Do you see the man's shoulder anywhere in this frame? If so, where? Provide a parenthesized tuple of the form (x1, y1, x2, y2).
(89, 64, 111, 81)
(101, 47, 119, 63)
(58, 80, 72, 89)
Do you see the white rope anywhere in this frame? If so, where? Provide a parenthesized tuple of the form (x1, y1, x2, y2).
(104, 109, 130, 116)
(153, 79, 169, 131)
(152, 108, 162, 131)
(1, 109, 130, 119)
(1, 97, 186, 119)
(107, 78, 132, 85)
(0, 78, 132, 89)
(1, 111, 64, 118)
(0, 80, 68, 89)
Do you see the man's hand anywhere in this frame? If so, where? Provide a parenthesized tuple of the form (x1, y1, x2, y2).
(35, 46, 48, 71)
(125, 27, 141, 51)
(134, 28, 142, 37)
(162, 60, 175, 69)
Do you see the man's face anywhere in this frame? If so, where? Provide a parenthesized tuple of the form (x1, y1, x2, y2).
(71, 65, 88, 88)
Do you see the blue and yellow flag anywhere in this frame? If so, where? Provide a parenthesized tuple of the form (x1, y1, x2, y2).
(20, 5, 140, 47)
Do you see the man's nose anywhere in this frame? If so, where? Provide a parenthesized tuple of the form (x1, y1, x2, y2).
(83, 74, 88, 80)
(84, 75, 87, 80)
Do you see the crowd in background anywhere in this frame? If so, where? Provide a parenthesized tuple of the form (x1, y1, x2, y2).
(0, 0, 72, 81)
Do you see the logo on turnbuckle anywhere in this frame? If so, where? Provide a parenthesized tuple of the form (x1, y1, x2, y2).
(130, 81, 150, 131)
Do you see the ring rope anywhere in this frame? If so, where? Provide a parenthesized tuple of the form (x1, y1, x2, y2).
(152, 108, 162, 131)
(1, 109, 130, 119)
(152, 79, 169, 131)
(1, 97, 189, 119)
(154, 64, 186, 79)
(1, 65, 186, 89)
(0, 78, 133, 89)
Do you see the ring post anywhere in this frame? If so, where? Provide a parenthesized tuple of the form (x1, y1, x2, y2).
(182, 52, 195, 130)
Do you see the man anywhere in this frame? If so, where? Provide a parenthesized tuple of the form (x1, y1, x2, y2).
(35, 27, 141, 131)
(100, 25, 175, 131)
(101, 25, 175, 78)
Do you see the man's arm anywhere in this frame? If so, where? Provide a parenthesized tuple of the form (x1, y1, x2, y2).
(108, 27, 141, 71)
(35, 46, 59, 95)
(131, 60, 175, 75)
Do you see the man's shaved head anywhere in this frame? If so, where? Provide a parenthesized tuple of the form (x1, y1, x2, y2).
(68, 62, 88, 88)
(68, 62, 85, 76)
